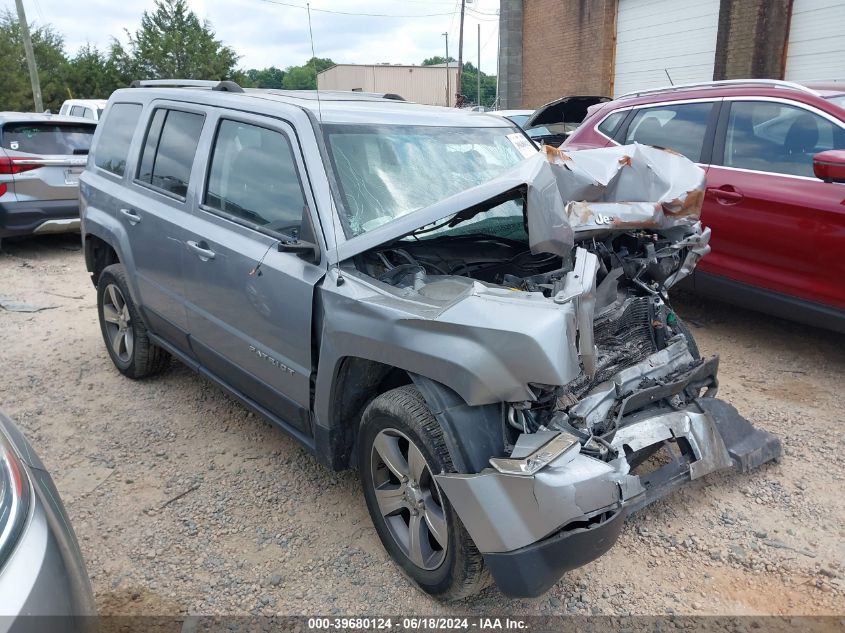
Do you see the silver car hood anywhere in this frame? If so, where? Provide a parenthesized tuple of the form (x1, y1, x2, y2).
(332, 143, 707, 263)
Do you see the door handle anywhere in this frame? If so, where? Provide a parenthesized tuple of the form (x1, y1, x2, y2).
(706, 186, 744, 205)
(186, 240, 216, 261)
(120, 208, 142, 225)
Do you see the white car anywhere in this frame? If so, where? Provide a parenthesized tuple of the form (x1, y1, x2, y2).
(59, 99, 108, 121)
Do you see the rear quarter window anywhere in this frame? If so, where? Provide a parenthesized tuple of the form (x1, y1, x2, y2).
(2, 122, 95, 155)
(94, 103, 143, 176)
(597, 110, 627, 138)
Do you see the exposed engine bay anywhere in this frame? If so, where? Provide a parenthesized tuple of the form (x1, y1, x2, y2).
(355, 223, 709, 463)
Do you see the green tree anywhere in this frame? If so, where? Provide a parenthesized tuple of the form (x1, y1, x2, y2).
(0, 10, 70, 112)
(422, 55, 455, 66)
(244, 66, 285, 89)
(459, 62, 497, 107)
(65, 44, 122, 99)
(118, 0, 239, 80)
(281, 57, 334, 90)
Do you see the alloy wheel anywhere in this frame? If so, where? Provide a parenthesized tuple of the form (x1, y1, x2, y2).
(370, 428, 448, 570)
(101, 283, 134, 363)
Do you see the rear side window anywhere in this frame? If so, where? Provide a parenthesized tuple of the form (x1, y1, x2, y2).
(94, 103, 142, 176)
(137, 108, 205, 198)
(203, 119, 306, 235)
(1, 122, 94, 155)
(597, 110, 627, 138)
(623, 102, 714, 162)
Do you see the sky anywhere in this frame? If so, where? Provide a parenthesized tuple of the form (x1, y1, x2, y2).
(4, 0, 502, 73)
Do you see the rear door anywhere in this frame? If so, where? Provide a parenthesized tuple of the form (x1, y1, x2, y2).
(181, 111, 325, 436)
(0, 121, 93, 202)
(701, 98, 845, 310)
(118, 103, 206, 349)
(617, 99, 720, 164)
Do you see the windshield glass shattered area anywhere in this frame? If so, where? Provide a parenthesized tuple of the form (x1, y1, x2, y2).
(324, 124, 525, 236)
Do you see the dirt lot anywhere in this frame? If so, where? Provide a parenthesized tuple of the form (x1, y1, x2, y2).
(1, 233, 843, 617)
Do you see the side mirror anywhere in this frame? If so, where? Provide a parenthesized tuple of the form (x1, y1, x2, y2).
(813, 150, 845, 184)
(277, 207, 320, 262)
(277, 239, 317, 257)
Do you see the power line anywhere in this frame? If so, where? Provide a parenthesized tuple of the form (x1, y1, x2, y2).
(257, 0, 455, 18)
(480, 23, 497, 52)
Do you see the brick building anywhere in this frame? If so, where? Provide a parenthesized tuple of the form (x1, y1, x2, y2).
(498, 0, 845, 109)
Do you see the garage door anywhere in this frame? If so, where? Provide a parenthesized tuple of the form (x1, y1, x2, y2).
(784, 0, 845, 82)
(613, 0, 720, 97)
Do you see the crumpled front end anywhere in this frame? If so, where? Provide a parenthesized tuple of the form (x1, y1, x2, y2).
(330, 138, 781, 598)
(435, 339, 781, 598)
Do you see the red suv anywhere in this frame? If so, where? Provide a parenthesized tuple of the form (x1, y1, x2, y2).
(564, 80, 845, 333)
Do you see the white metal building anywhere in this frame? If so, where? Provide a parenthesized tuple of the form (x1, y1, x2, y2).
(500, 0, 845, 109)
(613, 0, 721, 97)
(784, 0, 845, 82)
(317, 64, 460, 107)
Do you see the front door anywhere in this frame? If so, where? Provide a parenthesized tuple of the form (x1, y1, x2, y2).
(701, 99, 845, 310)
(181, 113, 325, 435)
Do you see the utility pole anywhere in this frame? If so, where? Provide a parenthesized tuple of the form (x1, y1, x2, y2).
(456, 0, 466, 102)
(495, 14, 500, 109)
(14, 0, 43, 112)
(443, 32, 450, 106)
(477, 23, 481, 107)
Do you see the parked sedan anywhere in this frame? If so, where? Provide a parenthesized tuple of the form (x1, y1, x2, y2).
(0, 410, 95, 630)
(564, 79, 845, 332)
(0, 113, 96, 249)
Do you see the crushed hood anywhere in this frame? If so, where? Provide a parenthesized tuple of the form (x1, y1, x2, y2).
(334, 143, 707, 262)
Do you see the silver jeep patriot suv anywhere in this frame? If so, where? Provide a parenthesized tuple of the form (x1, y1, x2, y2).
(80, 79, 780, 600)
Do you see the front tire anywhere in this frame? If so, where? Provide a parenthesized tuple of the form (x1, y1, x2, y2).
(359, 385, 490, 601)
(97, 263, 170, 378)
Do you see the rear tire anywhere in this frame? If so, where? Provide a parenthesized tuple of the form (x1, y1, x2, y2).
(359, 385, 490, 601)
(97, 263, 170, 378)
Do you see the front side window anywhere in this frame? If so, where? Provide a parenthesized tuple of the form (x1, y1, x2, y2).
(137, 108, 205, 198)
(94, 103, 142, 176)
(721, 101, 845, 178)
(70, 105, 84, 117)
(204, 119, 306, 236)
(623, 102, 713, 162)
(324, 124, 526, 236)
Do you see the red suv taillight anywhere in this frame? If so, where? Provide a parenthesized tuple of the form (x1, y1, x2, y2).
(0, 156, 43, 175)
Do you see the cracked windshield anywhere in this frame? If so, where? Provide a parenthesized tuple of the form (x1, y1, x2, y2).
(324, 124, 528, 236)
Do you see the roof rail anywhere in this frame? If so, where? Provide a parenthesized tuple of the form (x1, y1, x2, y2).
(129, 79, 244, 93)
(617, 79, 820, 99)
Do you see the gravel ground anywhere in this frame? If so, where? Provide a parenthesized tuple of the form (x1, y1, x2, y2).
(0, 233, 843, 617)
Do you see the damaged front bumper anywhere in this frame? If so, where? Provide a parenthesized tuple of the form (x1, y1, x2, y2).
(435, 362, 781, 598)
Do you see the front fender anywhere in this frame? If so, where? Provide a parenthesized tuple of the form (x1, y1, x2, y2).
(313, 269, 583, 417)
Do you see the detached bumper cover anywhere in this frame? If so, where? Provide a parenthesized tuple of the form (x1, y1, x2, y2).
(436, 396, 780, 598)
